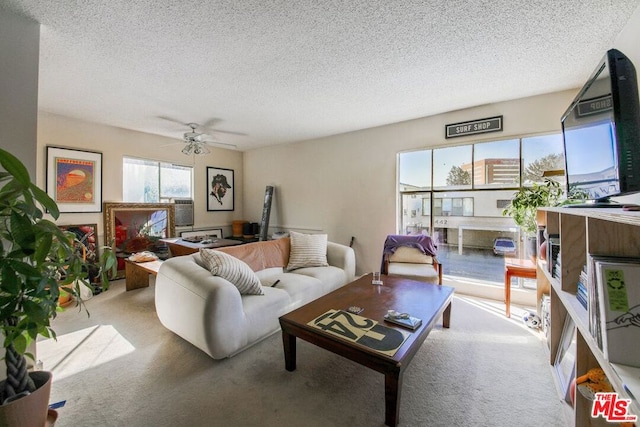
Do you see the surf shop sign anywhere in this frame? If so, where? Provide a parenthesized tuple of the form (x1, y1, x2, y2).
(445, 116, 503, 139)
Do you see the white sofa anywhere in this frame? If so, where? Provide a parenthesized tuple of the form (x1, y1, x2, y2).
(155, 237, 356, 359)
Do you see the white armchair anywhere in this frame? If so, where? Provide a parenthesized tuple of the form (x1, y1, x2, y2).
(381, 235, 442, 285)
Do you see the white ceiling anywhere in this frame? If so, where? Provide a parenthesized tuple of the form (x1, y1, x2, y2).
(2, 1, 640, 151)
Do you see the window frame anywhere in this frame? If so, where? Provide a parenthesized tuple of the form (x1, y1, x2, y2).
(123, 156, 194, 203)
(397, 131, 565, 234)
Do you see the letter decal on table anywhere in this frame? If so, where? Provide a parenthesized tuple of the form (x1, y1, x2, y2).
(309, 309, 408, 356)
(356, 324, 406, 353)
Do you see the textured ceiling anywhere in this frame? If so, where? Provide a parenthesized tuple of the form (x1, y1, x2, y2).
(2, 1, 640, 150)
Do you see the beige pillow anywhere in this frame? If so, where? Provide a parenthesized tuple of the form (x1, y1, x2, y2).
(389, 246, 433, 264)
(286, 231, 329, 271)
(200, 249, 264, 295)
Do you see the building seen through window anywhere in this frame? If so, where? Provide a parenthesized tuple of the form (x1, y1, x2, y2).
(398, 133, 564, 285)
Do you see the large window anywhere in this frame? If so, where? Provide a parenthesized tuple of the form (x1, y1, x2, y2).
(398, 150, 431, 191)
(522, 134, 565, 185)
(433, 145, 472, 190)
(472, 139, 520, 189)
(123, 157, 193, 203)
(397, 133, 564, 285)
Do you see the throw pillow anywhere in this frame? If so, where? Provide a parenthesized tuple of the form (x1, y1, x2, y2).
(286, 231, 329, 271)
(200, 249, 264, 295)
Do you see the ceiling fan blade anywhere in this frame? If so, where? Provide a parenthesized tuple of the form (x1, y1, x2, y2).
(201, 118, 221, 129)
(158, 115, 190, 126)
(207, 128, 247, 137)
(199, 118, 247, 137)
(203, 139, 238, 149)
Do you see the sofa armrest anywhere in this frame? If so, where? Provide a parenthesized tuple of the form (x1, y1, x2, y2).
(327, 242, 356, 282)
(155, 255, 248, 358)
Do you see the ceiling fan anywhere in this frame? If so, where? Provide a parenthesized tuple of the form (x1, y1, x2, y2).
(180, 122, 237, 155)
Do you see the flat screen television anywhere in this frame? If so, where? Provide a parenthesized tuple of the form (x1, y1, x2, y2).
(561, 48, 640, 207)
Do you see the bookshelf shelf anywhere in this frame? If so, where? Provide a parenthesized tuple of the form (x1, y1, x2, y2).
(538, 207, 640, 426)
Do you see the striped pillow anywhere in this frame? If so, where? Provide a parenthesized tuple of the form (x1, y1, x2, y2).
(286, 231, 329, 271)
(200, 249, 264, 295)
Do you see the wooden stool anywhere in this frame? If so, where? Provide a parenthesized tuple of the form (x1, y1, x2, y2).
(504, 258, 537, 317)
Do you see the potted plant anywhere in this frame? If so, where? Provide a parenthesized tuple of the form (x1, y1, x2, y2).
(502, 178, 563, 259)
(0, 148, 116, 426)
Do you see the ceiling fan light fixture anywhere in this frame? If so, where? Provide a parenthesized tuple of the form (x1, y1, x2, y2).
(181, 140, 210, 155)
(176, 122, 230, 155)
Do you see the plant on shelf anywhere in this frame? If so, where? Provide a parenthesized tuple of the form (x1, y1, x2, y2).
(502, 178, 563, 235)
(502, 178, 563, 258)
(0, 148, 116, 424)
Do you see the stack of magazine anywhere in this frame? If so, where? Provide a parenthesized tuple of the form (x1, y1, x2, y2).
(384, 312, 422, 330)
(588, 255, 640, 367)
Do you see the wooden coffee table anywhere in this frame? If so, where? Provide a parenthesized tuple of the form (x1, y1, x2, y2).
(279, 274, 454, 427)
(124, 259, 163, 291)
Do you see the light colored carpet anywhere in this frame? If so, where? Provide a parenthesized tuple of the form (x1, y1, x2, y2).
(38, 279, 566, 426)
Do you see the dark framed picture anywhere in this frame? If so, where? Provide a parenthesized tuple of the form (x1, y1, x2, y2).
(57, 224, 100, 283)
(207, 167, 234, 211)
(46, 146, 103, 213)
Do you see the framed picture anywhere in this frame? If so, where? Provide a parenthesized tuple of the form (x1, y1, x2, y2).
(554, 315, 577, 404)
(58, 224, 101, 283)
(103, 202, 176, 278)
(181, 228, 223, 239)
(207, 167, 234, 211)
(46, 146, 103, 213)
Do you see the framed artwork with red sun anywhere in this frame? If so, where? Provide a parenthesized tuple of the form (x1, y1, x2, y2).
(46, 146, 103, 213)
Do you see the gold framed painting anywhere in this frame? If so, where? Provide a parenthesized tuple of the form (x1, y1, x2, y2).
(46, 146, 103, 212)
(103, 202, 175, 278)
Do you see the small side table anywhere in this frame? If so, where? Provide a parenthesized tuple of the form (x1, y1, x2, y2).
(124, 259, 163, 291)
(504, 258, 537, 317)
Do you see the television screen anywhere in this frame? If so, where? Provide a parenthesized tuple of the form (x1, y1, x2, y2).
(563, 119, 618, 200)
(561, 49, 640, 205)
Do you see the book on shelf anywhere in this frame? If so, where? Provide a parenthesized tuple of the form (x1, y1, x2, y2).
(541, 294, 551, 346)
(384, 313, 422, 330)
(548, 236, 560, 275)
(587, 256, 603, 350)
(553, 252, 562, 280)
(593, 256, 640, 367)
(576, 268, 588, 310)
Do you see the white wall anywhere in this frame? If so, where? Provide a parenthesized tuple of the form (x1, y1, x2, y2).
(0, 10, 39, 176)
(244, 90, 577, 274)
(615, 2, 640, 64)
(36, 113, 244, 242)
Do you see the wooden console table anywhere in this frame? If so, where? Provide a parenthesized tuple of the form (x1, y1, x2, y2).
(124, 259, 163, 291)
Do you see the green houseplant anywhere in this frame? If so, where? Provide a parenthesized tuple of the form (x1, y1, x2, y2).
(502, 178, 563, 257)
(0, 148, 116, 424)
